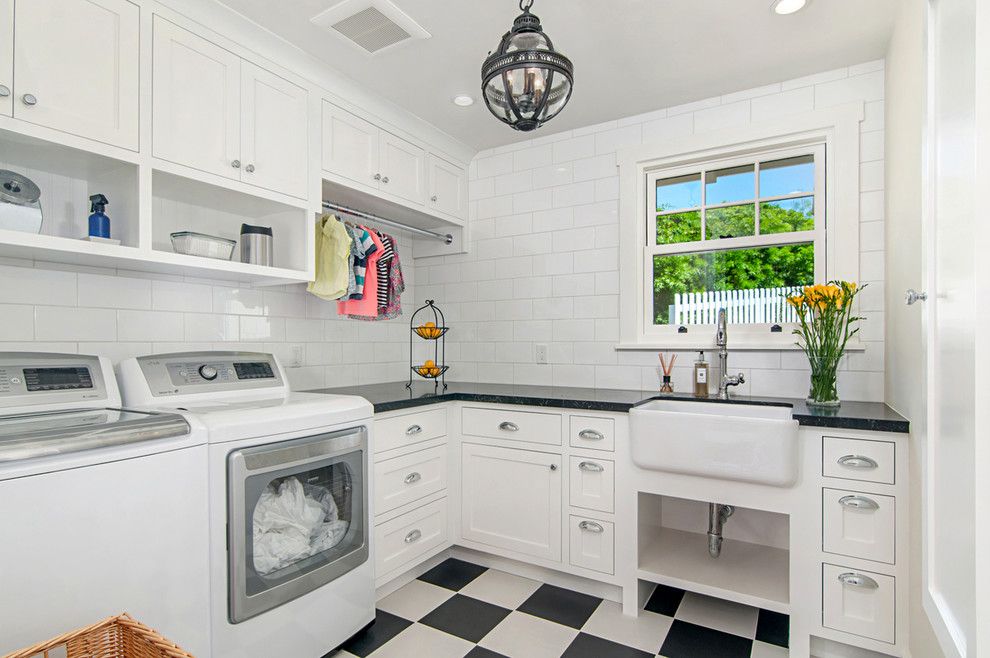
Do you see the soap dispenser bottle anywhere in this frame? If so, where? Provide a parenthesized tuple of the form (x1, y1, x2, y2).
(693, 351, 709, 398)
(88, 194, 110, 239)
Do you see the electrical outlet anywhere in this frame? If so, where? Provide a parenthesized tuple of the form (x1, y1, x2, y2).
(290, 345, 304, 368)
(535, 343, 549, 364)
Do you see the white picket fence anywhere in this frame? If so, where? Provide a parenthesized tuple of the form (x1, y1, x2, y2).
(668, 286, 800, 325)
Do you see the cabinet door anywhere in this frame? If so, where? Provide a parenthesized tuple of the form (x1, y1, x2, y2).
(461, 443, 561, 561)
(152, 17, 240, 179)
(427, 154, 467, 219)
(13, 0, 139, 149)
(240, 62, 308, 199)
(0, 0, 11, 118)
(380, 131, 426, 205)
(321, 102, 380, 188)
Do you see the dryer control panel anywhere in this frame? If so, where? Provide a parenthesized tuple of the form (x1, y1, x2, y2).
(134, 352, 284, 397)
(0, 353, 109, 408)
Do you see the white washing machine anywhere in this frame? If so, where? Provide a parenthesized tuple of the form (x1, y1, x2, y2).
(0, 352, 210, 656)
(118, 351, 376, 658)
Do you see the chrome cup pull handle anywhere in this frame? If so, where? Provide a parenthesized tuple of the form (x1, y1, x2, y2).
(498, 421, 519, 432)
(838, 495, 880, 511)
(837, 572, 879, 589)
(578, 520, 604, 533)
(0, 85, 10, 98)
(406, 424, 423, 435)
(404, 472, 421, 485)
(404, 529, 422, 543)
(837, 454, 879, 469)
(578, 461, 605, 473)
(578, 429, 604, 441)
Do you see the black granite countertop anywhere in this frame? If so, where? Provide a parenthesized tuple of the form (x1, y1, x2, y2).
(305, 381, 909, 434)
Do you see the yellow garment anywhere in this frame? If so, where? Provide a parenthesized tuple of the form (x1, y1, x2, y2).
(307, 214, 352, 301)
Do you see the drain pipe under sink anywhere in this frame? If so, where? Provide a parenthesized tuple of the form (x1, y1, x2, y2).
(707, 503, 735, 558)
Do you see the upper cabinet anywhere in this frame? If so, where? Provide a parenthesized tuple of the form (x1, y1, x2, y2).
(428, 154, 468, 219)
(379, 131, 427, 205)
(152, 18, 308, 200)
(9, 0, 140, 150)
(322, 103, 380, 188)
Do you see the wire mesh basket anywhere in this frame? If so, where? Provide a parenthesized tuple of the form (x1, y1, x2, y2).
(3, 613, 196, 658)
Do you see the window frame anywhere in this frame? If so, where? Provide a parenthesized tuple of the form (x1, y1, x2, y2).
(616, 103, 865, 350)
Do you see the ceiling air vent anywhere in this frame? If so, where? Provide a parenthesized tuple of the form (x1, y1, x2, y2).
(311, 0, 431, 55)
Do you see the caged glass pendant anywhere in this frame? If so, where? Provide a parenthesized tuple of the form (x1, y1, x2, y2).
(481, 0, 574, 132)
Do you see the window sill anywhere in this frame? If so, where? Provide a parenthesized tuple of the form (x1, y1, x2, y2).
(615, 339, 866, 352)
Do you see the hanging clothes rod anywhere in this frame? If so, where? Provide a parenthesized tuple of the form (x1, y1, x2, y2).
(321, 201, 454, 245)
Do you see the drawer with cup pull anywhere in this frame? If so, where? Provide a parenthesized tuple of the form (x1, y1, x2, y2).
(374, 497, 448, 578)
(822, 563, 895, 643)
(569, 416, 615, 452)
(569, 455, 614, 513)
(461, 407, 562, 446)
(822, 436, 895, 485)
(374, 445, 447, 515)
(822, 488, 895, 564)
(375, 407, 447, 454)
(569, 515, 614, 574)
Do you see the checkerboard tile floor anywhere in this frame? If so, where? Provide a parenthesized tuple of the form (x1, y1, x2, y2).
(329, 558, 789, 658)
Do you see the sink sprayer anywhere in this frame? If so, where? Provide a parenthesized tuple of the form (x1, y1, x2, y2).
(707, 503, 735, 558)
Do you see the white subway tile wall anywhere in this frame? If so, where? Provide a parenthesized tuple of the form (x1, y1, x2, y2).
(418, 61, 887, 400)
(0, 234, 416, 391)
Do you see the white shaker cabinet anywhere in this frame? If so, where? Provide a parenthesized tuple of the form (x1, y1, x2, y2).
(379, 131, 426, 205)
(427, 153, 467, 220)
(461, 442, 562, 561)
(0, 0, 11, 118)
(240, 62, 308, 199)
(13, 0, 139, 150)
(321, 102, 381, 188)
(153, 17, 241, 180)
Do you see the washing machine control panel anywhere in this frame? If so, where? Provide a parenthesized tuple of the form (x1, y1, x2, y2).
(0, 353, 108, 405)
(136, 352, 283, 397)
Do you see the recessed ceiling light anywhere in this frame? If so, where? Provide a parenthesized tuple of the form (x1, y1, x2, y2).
(771, 0, 808, 15)
(452, 95, 475, 107)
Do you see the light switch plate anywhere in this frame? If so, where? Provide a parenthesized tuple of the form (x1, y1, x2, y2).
(535, 343, 549, 364)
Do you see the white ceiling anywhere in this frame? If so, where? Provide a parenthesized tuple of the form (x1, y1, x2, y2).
(215, 0, 896, 151)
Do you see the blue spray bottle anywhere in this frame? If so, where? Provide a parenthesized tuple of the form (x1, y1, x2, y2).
(88, 194, 110, 239)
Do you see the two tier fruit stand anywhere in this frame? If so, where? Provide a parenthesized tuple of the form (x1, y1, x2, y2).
(407, 299, 448, 391)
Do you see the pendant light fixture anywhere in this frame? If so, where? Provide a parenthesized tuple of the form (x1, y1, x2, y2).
(481, 0, 574, 132)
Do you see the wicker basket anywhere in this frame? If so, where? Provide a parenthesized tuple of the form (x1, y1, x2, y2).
(3, 613, 196, 658)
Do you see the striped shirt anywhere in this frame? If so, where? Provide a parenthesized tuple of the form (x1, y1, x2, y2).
(376, 233, 395, 309)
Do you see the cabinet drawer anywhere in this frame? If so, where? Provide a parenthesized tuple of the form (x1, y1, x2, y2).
(569, 515, 614, 575)
(822, 436, 895, 485)
(374, 446, 447, 516)
(462, 407, 562, 445)
(374, 498, 448, 578)
(569, 416, 615, 452)
(823, 488, 895, 564)
(375, 408, 447, 454)
(823, 563, 895, 644)
(569, 456, 615, 513)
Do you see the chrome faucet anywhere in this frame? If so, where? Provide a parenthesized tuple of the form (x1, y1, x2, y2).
(716, 309, 745, 400)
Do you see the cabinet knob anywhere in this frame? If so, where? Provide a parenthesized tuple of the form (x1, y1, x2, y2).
(21, 93, 37, 106)
(905, 289, 928, 305)
(549, 463, 558, 471)
(431, 195, 438, 202)
(382, 176, 390, 184)
(373, 173, 382, 181)
(245, 164, 255, 173)
(0, 85, 9, 98)
(231, 160, 241, 169)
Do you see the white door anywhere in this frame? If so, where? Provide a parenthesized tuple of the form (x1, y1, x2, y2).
(0, 0, 12, 118)
(240, 62, 308, 199)
(321, 102, 380, 188)
(13, 0, 139, 150)
(922, 0, 980, 655)
(380, 131, 427, 205)
(152, 17, 241, 179)
(461, 443, 561, 561)
(428, 154, 467, 219)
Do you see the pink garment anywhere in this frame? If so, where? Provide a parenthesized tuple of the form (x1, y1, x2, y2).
(337, 227, 384, 318)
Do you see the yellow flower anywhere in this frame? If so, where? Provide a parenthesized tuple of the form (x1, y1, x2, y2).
(786, 294, 805, 308)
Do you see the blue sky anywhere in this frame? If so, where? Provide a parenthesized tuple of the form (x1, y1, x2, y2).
(657, 157, 814, 211)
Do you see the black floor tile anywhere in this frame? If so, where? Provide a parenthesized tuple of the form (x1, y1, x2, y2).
(419, 594, 512, 643)
(337, 610, 411, 657)
(659, 620, 753, 658)
(643, 584, 686, 617)
(755, 609, 790, 648)
(417, 558, 488, 591)
(517, 583, 603, 629)
(464, 647, 509, 658)
(562, 632, 654, 658)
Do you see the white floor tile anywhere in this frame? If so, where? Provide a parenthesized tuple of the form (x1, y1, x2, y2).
(674, 592, 759, 639)
(750, 640, 789, 657)
(368, 623, 473, 658)
(479, 610, 579, 658)
(458, 568, 543, 609)
(581, 600, 673, 653)
(377, 579, 455, 621)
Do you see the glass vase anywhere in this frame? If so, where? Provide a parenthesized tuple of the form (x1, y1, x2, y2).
(807, 357, 840, 408)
